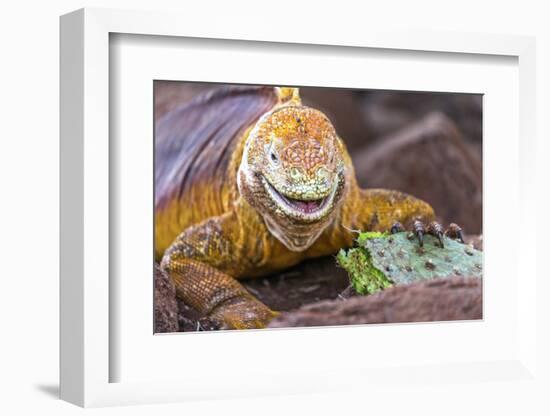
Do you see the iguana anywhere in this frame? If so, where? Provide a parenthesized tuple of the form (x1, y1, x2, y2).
(156, 86, 460, 330)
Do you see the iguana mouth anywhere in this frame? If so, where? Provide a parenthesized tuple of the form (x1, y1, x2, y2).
(262, 176, 336, 219)
(277, 191, 327, 214)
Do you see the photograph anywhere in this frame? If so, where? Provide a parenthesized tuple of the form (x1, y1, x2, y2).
(154, 82, 483, 332)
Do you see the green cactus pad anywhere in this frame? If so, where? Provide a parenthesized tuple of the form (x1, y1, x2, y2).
(337, 232, 483, 295)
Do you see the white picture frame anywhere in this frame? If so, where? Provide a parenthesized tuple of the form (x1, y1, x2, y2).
(60, 7, 539, 408)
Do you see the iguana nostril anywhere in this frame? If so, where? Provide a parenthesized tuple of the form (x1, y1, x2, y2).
(289, 167, 303, 182)
(316, 166, 329, 180)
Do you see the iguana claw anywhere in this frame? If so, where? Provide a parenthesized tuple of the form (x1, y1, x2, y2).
(390, 221, 405, 234)
(413, 219, 425, 247)
(427, 221, 445, 248)
(445, 223, 465, 244)
(392, 219, 465, 248)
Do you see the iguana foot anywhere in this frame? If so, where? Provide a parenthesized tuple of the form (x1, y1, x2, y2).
(208, 295, 279, 330)
(391, 220, 465, 248)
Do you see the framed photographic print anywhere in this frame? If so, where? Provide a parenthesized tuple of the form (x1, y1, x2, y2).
(60, 7, 539, 408)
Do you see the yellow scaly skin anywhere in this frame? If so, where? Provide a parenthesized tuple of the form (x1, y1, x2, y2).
(158, 87, 435, 329)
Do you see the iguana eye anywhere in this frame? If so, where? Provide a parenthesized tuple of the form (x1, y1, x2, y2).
(270, 151, 280, 165)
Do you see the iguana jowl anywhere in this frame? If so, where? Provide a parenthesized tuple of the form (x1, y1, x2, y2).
(156, 86, 438, 329)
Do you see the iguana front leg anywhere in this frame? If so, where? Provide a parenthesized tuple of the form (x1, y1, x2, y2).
(350, 188, 436, 234)
(160, 213, 277, 330)
(352, 188, 467, 244)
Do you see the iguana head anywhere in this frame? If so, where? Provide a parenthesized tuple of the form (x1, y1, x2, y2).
(238, 88, 347, 251)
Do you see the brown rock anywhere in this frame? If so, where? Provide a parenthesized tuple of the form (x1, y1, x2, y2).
(154, 264, 179, 333)
(269, 276, 482, 328)
(353, 112, 482, 234)
(357, 90, 482, 151)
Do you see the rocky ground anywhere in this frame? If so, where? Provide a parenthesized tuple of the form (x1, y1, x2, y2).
(269, 276, 482, 328)
(154, 234, 482, 332)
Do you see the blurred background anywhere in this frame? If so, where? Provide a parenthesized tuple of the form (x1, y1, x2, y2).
(155, 81, 483, 235)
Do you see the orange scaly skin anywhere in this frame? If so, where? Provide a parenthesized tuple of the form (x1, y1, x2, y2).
(157, 86, 434, 329)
